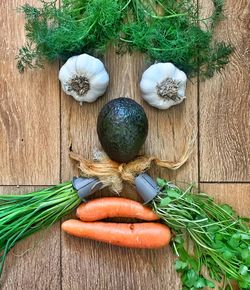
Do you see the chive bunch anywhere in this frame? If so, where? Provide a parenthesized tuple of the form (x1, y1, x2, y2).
(0, 182, 80, 276)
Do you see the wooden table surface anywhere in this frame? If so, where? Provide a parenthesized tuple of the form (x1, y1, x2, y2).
(0, 0, 249, 289)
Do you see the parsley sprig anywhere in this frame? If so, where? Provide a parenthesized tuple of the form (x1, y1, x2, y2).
(17, 0, 233, 78)
(151, 179, 250, 289)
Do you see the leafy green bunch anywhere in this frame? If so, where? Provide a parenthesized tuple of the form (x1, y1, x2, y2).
(17, 0, 233, 78)
(151, 179, 250, 289)
(17, 0, 124, 72)
(0, 182, 80, 276)
(120, 0, 233, 77)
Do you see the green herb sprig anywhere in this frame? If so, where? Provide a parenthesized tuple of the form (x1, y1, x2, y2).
(0, 182, 80, 276)
(151, 179, 250, 289)
(17, 0, 233, 78)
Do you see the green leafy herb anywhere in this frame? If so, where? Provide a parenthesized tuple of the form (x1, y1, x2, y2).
(17, 0, 233, 77)
(151, 179, 250, 289)
(0, 182, 80, 276)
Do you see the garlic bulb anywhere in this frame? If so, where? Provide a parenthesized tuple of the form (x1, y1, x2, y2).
(59, 53, 109, 103)
(140, 63, 187, 110)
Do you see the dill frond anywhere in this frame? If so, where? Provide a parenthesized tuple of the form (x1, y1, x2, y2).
(17, 0, 233, 78)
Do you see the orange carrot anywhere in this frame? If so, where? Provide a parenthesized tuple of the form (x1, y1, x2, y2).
(62, 220, 171, 249)
(76, 197, 159, 221)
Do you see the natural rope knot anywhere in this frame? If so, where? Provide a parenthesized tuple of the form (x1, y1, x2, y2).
(69, 138, 193, 193)
(119, 156, 155, 182)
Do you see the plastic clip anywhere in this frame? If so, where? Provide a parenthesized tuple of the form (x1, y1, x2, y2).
(135, 173, 158, 203)
(72, 177, 102, 199)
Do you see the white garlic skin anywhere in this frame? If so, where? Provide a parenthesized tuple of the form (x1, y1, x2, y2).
(59, 53, 109, 103)
(140, 62, 187, 110)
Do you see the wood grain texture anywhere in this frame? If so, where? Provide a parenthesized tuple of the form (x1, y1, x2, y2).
(62, 235, 179, 290)
(61, 49, 198, 289)
(199, 0, 250, 182)
(200, 183, 250, 217)
(0, 186, 60, 290)
(0, 0, 60, 185)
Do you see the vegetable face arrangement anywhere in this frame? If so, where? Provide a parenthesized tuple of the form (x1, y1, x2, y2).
(1, 0, 249, 289)
(17, 0, 233, 78)
(0, 99, 249, 289)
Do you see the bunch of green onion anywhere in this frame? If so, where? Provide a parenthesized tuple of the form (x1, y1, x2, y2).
(0, 182, 81, 276)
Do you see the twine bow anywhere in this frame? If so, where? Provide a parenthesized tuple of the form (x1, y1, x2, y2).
(69, 138, 194, 192)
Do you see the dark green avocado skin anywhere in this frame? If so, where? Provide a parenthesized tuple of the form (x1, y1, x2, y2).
(97, 98, 148, 163)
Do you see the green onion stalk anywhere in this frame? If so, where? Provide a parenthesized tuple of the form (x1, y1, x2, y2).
(0, 182, 81, 276)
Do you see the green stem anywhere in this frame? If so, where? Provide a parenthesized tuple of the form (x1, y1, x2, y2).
(0, 182, 80, 277)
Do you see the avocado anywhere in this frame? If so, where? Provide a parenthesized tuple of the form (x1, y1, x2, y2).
(97, 98, 148, 163)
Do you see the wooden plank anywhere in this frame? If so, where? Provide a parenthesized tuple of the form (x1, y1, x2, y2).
(62, 237, 180, 290)
(200, 183, 250, 217)
(61, 48, 198, 289)
(0, 0, 60, 185)
(199, 0, 250, 182)
(0, 186, 61, 290)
